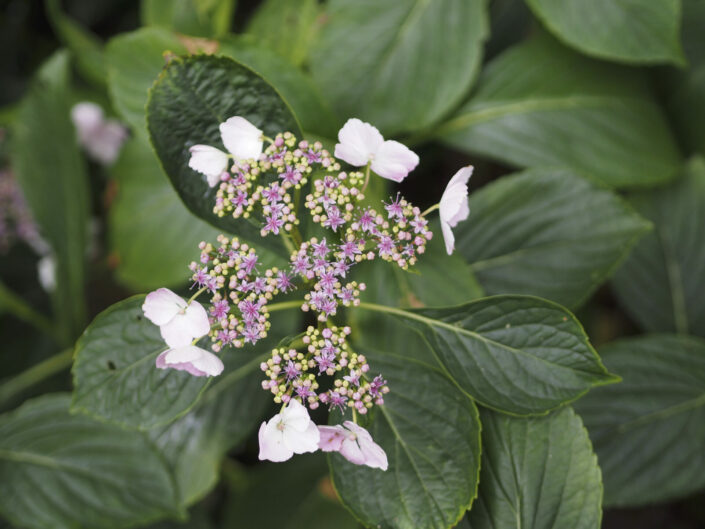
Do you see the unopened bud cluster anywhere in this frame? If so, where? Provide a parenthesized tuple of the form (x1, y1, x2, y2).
(260, 326, 389, 414)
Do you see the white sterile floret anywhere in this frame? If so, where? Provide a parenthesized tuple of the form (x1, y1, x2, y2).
(439, 166, 473, 255)
(258, 399, 320, 462)
(142, 288, 210, 348)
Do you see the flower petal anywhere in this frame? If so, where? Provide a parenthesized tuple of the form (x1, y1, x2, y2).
(280, 398, 312, 432)
(160, 317, 197, 348)
(188, 145, 229, 185)
(338, 435, 366, 465)
(342, 421, 388, 470)
(142, 288, 186, 326)
(318, 425, 346, 452)
(370, 140, 419, 182)
(334, 118, 384, 167)
(258, 418, 293, 462)
(71, 102, 104, 139)
(441, 219, 455, 256)
(219, 116, 263, 160)
(182, 301, 211, 340)
(156, 345, 218, 377)
(284, 419, 321, 455)
(190, 348, 224, 377)
(440, 166, 472, 227)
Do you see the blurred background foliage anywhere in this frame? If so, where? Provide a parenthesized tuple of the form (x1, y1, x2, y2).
(1, 0, 705, 528)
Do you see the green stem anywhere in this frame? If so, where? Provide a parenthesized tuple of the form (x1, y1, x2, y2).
(280, 233, 297, 255)
(421, 203, 440, 217)
(0, 280, 59, 342)
(0, 348, 73, 405)
(361, 162, 371, 193)
(187, 286, 207, 305)
(267, 299, 305, 313)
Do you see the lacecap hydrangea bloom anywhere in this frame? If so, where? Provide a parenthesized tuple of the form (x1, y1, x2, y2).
(142, 116, 471, 469)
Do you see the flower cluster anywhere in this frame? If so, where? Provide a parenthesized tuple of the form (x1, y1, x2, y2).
(260, 326, 389, 415)
(0, 169, 44, 254)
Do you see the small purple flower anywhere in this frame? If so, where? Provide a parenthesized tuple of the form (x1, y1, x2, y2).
(332, 260, 350, 277)
(384, 195, 404, 220)
(327, 391, 348, 413)
(239, 299, 261, 322)
(410, 215, 428, 234)
(338, 287, 355, 303)
(263, 215, 285, 235)
(324, 206, 345, 231)
(241, 253, 258, 274)
(231, 190, 249, 208)
(292, 254, 311, 276)
(276, 271, 294, 292)
(211, 299, 229, 320)
(369, 375, 387, 397)
(284, 360, 301, 381)
(252, 277, 268, 294)
(262, 183, 281, 203)
(295, 384, 315, 400)
(315, 350, 336, 374)
(344, 370, 360, 386)
(193, 267, 209, 287)
(242, 324, 261, 344)
(358, 209, 377, 233)
(280, 165, 301, 186)
(318, 270, 337, 290)
(312, 238, 330, 258)
(312, 258, 329, 273)
(377, 236, 395, 257)
(305, 149, 322, 163)
(339, 240, 361, 261)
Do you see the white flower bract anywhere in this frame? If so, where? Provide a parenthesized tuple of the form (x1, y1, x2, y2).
(439, 166, 473, 255)
(156, 345, 224, 377)
(142, 288, 211, 348)
(258, 399, 320, 462)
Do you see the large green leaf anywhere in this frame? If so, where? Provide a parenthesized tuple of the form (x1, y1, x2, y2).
(612, 158, 705, 336)
(363, 295, 618, 415)
(106, 27, 187, 136)
(12, 51, 89, 344)
(0, 394, 181, 529)
(141, 0, 236, 38)
(525, 0, 684, 65)
(466, 407, 602, 529)
(310, 0, 489, 135)
(330, 353, 481, 529)
(72, 296, 210, 430)
(459, 168, 651, 309)
(146, 54, 300, 252)
(245, 0, 320, 67)
(574, 334, 705, 506)
(438, 34, 682, 188)
(109, 137, 221, 290)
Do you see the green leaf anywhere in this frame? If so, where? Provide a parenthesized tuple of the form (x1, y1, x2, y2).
(574, 334, 705, 506)
(310, 0, 489, 135)
(245, 0, 320, 67)
(329, 353, 481, 529)
(438, 34, 682, 188)
(525, 0, 684, 65)
(146, 54, 301, 253)
(106, 27, 188, 136)
(612, 158, 705, 336)
(364, 295, 618, 415)
(45, 0, 106, 85)
(466, 407, 602, 529)
(12, 51, 89, 343)
(141, 0, 236, 38)
(459, 168, 651, 309)
(109, 137, 221, 290)
(72, 295, 210, 430)
(218, 36, 339, 138)
(0, 394, 181, 529)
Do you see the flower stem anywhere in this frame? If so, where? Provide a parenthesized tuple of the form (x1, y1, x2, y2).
(187, 286, 207, 304)
(280, 232, 297, 255)
(421, 203, 440, 217)
(0, 348, 73, 405)
(361, 163, 371, 193)
(267, 299, 305, 313)
(0, 280, 60, 342)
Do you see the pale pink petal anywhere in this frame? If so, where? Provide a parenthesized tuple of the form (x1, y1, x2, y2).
(160, 317, 197, 348)
(181, 301, 211, 340)
(371, 140, 419, 182)
(284, 419, 320, 455)
(84, 121, 127, 165)
(440, 166, 472, 227)
(334, 118, 384, 167)
(188, 145, 229, 185)
(190, 349, 224, 376)
(258, 419, 293, 462)
(318, 425, 346, 452)
(156, 346, 208, 376)
(220, 116, 263, 160)
(338, 435, 366, 465)
(142, 288, 186, 326)
(71, 102, 103, 139)
(342, 421, 388, 470)
(441, 219, 455, 256)
(280, 398, 311, 432)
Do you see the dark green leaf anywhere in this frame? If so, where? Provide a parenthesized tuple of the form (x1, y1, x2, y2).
(373, 295, 618, 415)
(575, 334, 705, 506)
(12, 51, 89, 343)
(330, 353, 481, 529)
(72, 296, 210, 429)
(612, 158, 705, 336)
(146, 54, 300, 253)
(466, 407, 602, 529)
(438, 34, 682, 188)
(109, 137, 221, 290)
(106, 27, 187, 136)
(525, 0, 684, 65)
(141, 0, 236, 38)
(459, 168, 651, 309)
(310, 0, 489, 135)
(245, 0, 320, 67)
(0, 394, 181, 529)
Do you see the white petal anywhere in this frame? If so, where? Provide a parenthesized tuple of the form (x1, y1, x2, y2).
(157, 345, 220, 377)
(258, 419, 293, 462)
(181, 301, 211, 340)
(71, 102, 103, 138)
(190, 349, 224, 376)
(82, 121, 127, 165)
(441, 220, 455, 256)
(284, 419, 321, 455)
(342, 421, 388, 470)
(334, 118, 384, 167)
(371, 140, 419, 182)
(160, 317, 197, 348)
(220, 116, 263, 160)
(142, 288, 186, 326)
(440, 166, 472, 227)
(188, 145, 229, 185)
(37, 255, 56, 293)
(281, 399, 312, 432)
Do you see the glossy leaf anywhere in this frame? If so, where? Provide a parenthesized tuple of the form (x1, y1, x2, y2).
(106, 27, 187, 136)
(141, 0, 236, 38)
(612, 158, 705, 336)
(575, 334, 705, 506)
(0, 394, 181, 529)
(12, 51, 89, 343)
(72, 296, 210, 429)
(439, 34, 682, 188)
(330, 353, 481, 529)
(459, 168, 651, 309)
(310, 0, 489, 135)
(109, 137, 221, 290)
(466, 407, 602, 529)
(146, 54, 300, 252)
(526, 0, 684, 65)
(369, 295, 618, 415)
